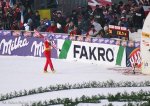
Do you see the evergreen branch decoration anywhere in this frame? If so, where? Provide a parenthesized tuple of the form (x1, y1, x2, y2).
(31, 90, 150, 106)
(0, 80, 150, 101)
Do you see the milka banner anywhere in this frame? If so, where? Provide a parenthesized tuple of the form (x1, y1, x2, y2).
(0, 30, 140, 48)
(0, 36, 57, 58)
(0, 30, 11, 36)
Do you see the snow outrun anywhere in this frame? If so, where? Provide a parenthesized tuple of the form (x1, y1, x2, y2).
(0, 56, 150, 106)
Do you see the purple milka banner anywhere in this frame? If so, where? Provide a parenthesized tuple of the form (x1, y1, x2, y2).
(0, 30, 141, 48)
(0, 30, 11, 36)
(0, 36, 57, 58)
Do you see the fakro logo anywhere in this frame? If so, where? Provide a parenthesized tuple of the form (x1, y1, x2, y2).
(74, 45, 114, 62)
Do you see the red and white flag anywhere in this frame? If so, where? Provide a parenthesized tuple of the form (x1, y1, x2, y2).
(20, 10, 24, 28)
(88, 0, 112, 9)
(143, 6, 150, 16)
(34, 29, 44, 38)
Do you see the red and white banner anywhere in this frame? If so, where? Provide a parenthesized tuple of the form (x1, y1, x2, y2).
(88, 0, 112, 9)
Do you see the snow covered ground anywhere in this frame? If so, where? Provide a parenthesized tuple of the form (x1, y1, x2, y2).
(0, 56, 150, 106)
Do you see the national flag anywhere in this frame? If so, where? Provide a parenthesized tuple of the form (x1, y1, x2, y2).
(34, 29, 44, 38)
(20, 10, 24, 28)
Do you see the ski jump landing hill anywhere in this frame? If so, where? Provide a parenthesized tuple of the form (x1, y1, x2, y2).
(0, 13, 150, 74)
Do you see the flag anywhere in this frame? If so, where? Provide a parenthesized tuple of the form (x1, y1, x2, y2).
(143, 6, 150, 16)
(9, 0, 13, 8)
(88, 0, 112, 9)
(34, 29, 44, 38)
(20, 10, 24, 28)
(34, 30, 60, 50)
(6, 1, 10, 8)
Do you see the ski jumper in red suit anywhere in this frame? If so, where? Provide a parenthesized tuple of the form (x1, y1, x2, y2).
(44, 40, 54, 72)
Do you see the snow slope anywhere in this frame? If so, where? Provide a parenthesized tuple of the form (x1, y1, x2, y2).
(0, 56, 150, 106)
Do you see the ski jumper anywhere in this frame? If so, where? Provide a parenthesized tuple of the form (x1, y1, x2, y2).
(44, 40, 54, 72)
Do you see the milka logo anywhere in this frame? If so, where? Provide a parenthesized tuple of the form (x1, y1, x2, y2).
(31, 41, 44, 57)
(62, 35, 68, 39)
(55, 34, 62, 39)
(92, 38, 98, 42)
(0, 36, 29, 54)
(3, 31, 11, 35)
(104, 39, 109, 43)
(99, 39, 104, 43)
(110, 40, 115, 44)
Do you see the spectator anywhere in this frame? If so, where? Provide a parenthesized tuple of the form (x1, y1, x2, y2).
(79, 16, 91, 34)
(24, 23, 29, 31)
(54, 11, 65, 27)
(70, 10, 78, 26)
(64, 17, 71, 33)
(92, 19, 102, 34)
(93, 5, 105, 27)
(46, 21, 57, 33)
(118, 16, 129, 27)
(101, 25, 111, 38)
(67, 21, 74, 34)
(11, 21, 19, 30)
(0, 0, 148, 35)
(70, 25, 81, 35)
(32, 10, 40, 28)
(86, 25, 98, 37)
(56, 23, 64, 33)
(37, 19, 47, 32)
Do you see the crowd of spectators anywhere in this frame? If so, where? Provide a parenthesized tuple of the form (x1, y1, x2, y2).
(0, 0, 150, 38)
(0, 0, 35, 30)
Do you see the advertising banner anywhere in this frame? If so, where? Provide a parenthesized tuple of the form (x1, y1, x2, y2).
(126, 47, 141, 68)
(0, 30, 11, 36)
(0, 30, 139, 47)
(57, 39, 126, 67)
(0, 36, 57, 58)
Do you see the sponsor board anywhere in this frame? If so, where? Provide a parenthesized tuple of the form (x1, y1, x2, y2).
(58, 39, 126, 66)
(0, 36, 57, 58)
(0, 30, 139, 47)
(126, 47, 141, 68)
(0, 30, 11, 36)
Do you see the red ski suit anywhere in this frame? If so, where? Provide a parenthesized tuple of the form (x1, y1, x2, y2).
(44, 40, 54, 71)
